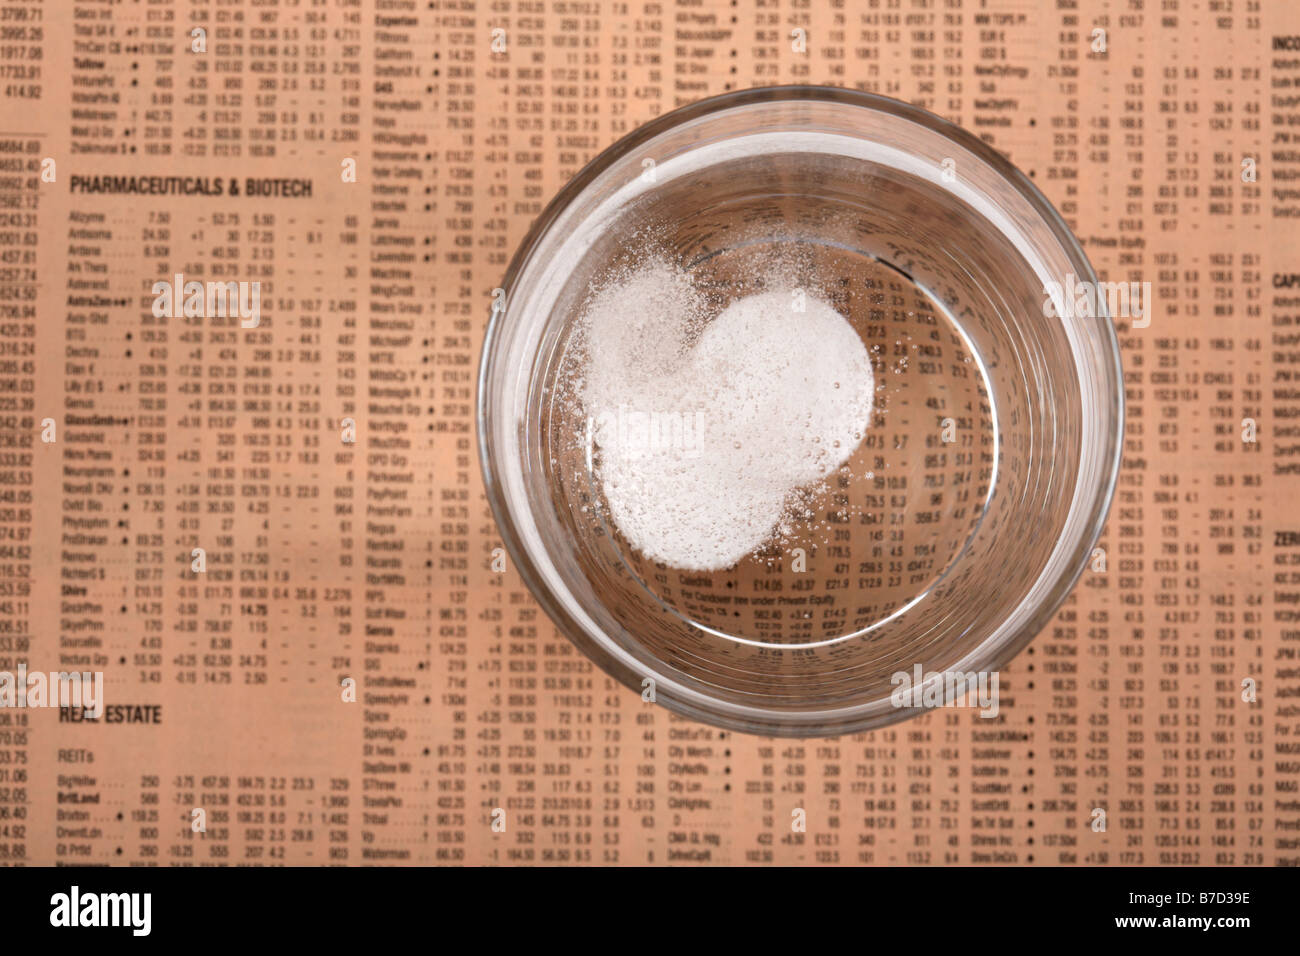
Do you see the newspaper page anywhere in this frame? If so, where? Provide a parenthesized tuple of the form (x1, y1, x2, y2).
(0, 0, 1297, 866)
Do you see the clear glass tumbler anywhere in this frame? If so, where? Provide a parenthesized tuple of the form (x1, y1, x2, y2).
(478, 87, 1123, 737)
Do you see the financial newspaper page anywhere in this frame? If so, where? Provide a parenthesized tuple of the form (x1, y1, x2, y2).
(1, 0, 1298, 865)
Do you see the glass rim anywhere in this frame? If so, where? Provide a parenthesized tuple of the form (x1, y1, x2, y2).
(478, 85, 1125, 737)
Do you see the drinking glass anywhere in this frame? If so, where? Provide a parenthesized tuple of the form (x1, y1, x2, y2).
(478, 87, 1123, 737)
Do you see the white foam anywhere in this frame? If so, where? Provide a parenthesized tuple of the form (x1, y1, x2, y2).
(581, 273, 874, 571)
